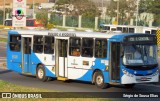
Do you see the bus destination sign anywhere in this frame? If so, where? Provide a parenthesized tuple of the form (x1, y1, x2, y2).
(126, 36, 154, 42)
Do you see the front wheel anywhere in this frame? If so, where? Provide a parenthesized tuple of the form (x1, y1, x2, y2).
(36, 65, 48, 82)
(95, 71, 109, 89)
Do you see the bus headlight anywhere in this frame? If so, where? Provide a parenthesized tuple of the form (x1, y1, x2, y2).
(122, 69, 134, 77)
(150, 70, 159, 77)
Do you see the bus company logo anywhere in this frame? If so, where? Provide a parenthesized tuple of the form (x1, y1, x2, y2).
(17, 0, 23, 2)
(2, 93, 11, 98)
(15, 9, 24, 20)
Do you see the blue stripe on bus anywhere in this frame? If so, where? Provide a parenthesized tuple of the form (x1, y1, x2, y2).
(29, 52, 56, 77)
(77, 58, 110, 83)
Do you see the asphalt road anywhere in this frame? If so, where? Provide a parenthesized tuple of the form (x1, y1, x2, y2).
(0, 40, 160, 100)
(0, 42, 6, 64)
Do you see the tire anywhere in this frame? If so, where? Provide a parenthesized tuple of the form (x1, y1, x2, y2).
(95, 71, 109, 89)
(36, 65, 48, 82)
(124, 84, 135, 88)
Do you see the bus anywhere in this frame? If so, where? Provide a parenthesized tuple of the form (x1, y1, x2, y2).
(143, 27, 157, 34)
(99, 24, 157, 34)
(7, 30, 159, 89)
(4, 19, 43, 29)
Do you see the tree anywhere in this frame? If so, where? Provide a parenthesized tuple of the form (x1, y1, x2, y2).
(139, 0, 160, 26)
(139, 0, 152, 13)
(107, 0, 136, 25)
(36, 9, 48, 27)
(55, 0, 100, 17)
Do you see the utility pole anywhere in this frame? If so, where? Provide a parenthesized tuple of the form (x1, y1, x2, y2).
(116, 0, 119, 24)
(33, 0, 35, 18)
(3, 0, 6, 25)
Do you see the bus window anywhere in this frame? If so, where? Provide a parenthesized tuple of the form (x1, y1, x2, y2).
(129, 28, 135, 33)
(145, 31, 150, 34)
(95, 39, 107, 58)
(104, 26, 110, 30)
(123, 27, 128, 33)
(69, 38, 81, 56)
(33, 35, 43, 53)
(9, 35, 21, 52)
(151, 30, 156, 34)
(117, 27, 122, 32)
(82, 38, 93, 57)
(44, 36, 54, 54)
(111, 28, 116, 31)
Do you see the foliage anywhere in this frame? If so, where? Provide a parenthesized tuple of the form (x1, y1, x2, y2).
(36, 10, 48, 27)
(55, 0, 100, 17)
(139, 0, 160, 26)
(47, 23, 54, 29)
(107, 0, 136, 25)
(50, 13, 63, 26)
(0, 37, 7, 42)
(139, 0, 152, 13)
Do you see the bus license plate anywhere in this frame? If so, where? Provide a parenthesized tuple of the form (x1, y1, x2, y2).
(141, 77, 147, 81)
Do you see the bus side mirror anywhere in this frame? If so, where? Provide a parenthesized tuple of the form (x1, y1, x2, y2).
(120, 46, 124, 57)
(120, 51, 124, 58)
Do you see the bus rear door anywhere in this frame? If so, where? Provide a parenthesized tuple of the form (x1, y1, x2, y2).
(22, 37, 32, 73)
(55, 39, 68, 79)
(110, 42, 120, 83)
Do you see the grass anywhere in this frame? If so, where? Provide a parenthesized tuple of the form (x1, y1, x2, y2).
(0, 37, 7, 42)
(0, 80, 115, 101)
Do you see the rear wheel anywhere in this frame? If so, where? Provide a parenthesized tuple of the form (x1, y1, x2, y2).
(36, 65, 48, 82)
(95, 71, 109, 89)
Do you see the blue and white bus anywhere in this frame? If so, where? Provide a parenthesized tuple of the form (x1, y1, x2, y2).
(7, 30, 159, 89)
(99, 24, 158, 34)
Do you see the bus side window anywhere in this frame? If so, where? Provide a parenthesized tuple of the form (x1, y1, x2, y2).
(9, 35, 21, 52)
(82, 38, 93, 57)
(69, 37, 81, 56)
(33, 35, 43, 53)
(95, 39, 107, 58)
(44, 36, 54, 54)
(129, 28, 135, 33)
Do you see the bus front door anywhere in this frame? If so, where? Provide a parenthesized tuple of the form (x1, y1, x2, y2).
(55, 39, 68, 78)
(22, 37, 31, 73)
(110, 42, 120, 83)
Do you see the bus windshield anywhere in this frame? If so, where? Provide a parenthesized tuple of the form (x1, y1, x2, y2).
(122, 44, 157, 66)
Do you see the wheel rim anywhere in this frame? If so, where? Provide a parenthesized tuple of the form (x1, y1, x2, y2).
(38, 68, 44, 79)
(96, 75, 103, 85)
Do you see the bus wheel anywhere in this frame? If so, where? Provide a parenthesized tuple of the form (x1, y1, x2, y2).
(124, 84, 135, 88)
(95, 71, 108, 89)
(36, 65, 48, 82)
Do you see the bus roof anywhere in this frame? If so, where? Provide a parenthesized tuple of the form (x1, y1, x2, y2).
(8, 30, 152, 39)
